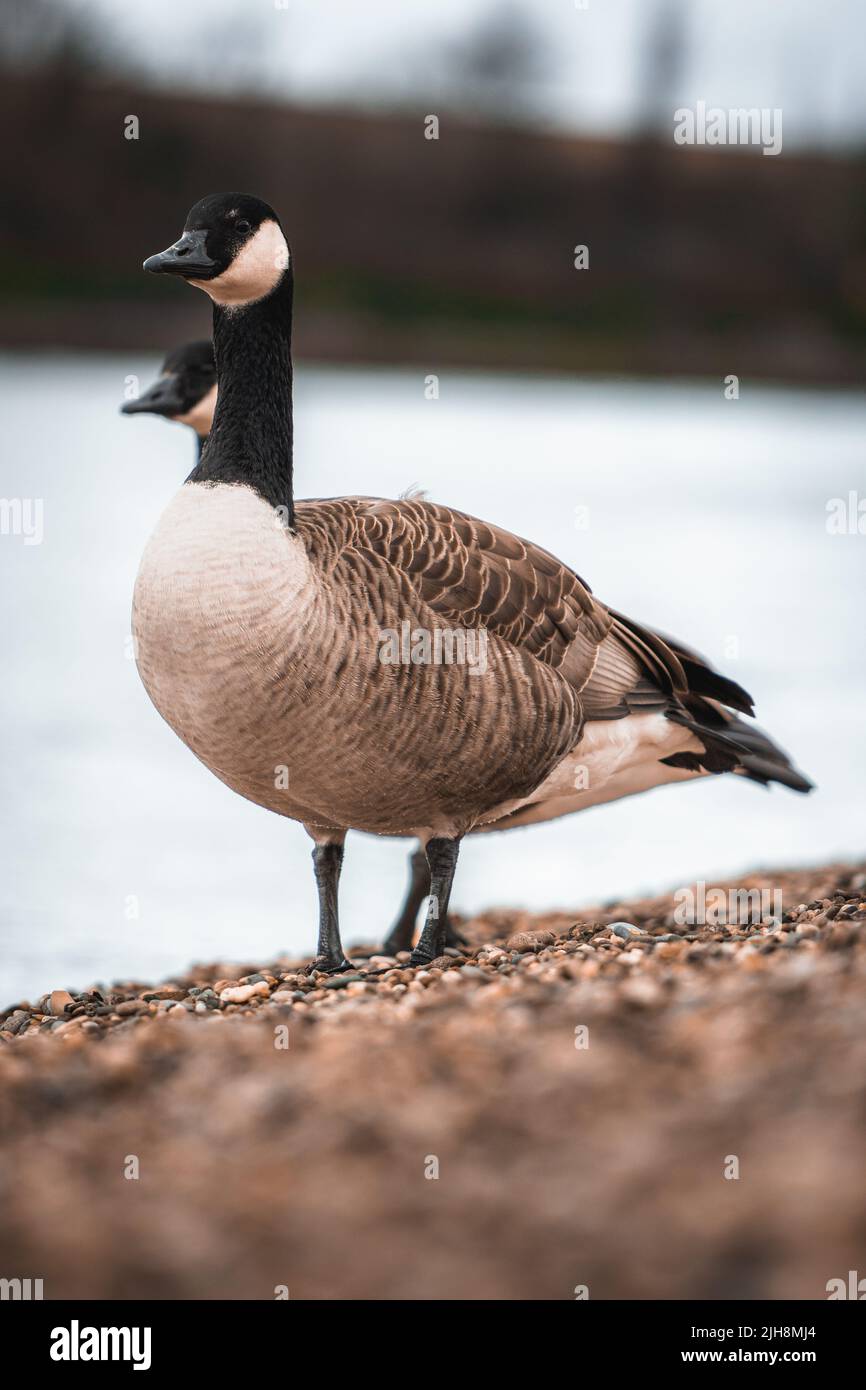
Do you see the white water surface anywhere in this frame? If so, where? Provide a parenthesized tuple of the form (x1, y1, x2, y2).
(1, 354, 863, 1002)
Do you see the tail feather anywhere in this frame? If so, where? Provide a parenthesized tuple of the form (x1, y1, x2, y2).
(590, 610, 814, 795)
(663, 700, 814, 793)
(722, 711, 813, 792)
(657, 632, 755, 716)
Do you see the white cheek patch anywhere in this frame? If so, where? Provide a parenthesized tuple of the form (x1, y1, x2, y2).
(191, 219, 290, 307)
(175, 381, 217, 436)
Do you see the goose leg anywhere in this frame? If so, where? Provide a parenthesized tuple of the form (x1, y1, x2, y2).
(382, 847, 432, 956)
(308, 839, 352, 974)
(408, 836, 462, 968)
(383, 846, 467, 955)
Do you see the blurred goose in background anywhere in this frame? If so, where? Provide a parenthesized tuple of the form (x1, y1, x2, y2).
(121, 340, 216, 459)
(134, 191, 812, 973)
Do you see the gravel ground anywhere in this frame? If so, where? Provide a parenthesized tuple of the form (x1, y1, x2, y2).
(1, 860, 865, 1300)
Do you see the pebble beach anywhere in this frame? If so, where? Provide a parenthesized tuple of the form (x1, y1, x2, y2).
(2, 860, 865, 1300)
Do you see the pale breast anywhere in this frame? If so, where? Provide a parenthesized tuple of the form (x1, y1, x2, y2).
(133, 482, 325, 823)
(132, 483, 579, 838)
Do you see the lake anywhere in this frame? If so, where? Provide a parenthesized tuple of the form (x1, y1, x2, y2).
(1, 353, 863, 1003)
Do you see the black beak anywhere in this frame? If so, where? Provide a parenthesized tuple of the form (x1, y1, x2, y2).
(143, 229, 217, 279)
(121, 374, 186, 418)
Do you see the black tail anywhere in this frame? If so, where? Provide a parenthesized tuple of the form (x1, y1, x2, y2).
(662, 696, 813, 793)
(600, 613, 814, 794)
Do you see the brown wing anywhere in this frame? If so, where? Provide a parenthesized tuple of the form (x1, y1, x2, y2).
(295, 497, 812, 794)
(296, 495, 612, 698)
(297, 498, 723, 722)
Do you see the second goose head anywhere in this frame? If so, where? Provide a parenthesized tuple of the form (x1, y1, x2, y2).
(121, 340, 216, 435)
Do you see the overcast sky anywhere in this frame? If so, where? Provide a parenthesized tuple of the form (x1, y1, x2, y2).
(73, 0, 866, 147)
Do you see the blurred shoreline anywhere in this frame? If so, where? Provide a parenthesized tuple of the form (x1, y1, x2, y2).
(3, 72, 866, 383)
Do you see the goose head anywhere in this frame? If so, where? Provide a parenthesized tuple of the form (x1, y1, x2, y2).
(121, 340, 217, 436)
(143, 193, 290, 308)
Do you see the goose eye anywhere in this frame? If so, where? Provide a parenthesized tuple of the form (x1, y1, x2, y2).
(236, 219, 251, 234)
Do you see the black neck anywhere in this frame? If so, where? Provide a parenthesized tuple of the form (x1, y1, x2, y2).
(188, 270, 294, 525)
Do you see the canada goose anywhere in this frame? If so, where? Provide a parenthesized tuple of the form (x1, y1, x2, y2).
(135, 192, 811, 973)
(122, 338, 463, 952)
(122, 355, 807, 958)
(121, 340, 217, 458)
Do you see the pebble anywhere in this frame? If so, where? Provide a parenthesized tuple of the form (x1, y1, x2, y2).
(48, 990, 76, 1016)
(505, 930, 556, 953)
(219, 982, 270, 1004)
(620, 976, 662, 1006)
(2, 1011, 30, 1036)
(655, 941, 687, 959)
(609, 923, 646, 940)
